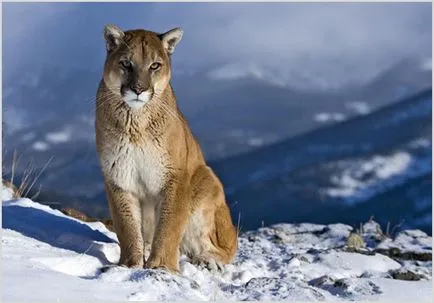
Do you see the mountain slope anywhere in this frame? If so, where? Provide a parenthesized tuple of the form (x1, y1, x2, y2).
(210, 90, 432, 232)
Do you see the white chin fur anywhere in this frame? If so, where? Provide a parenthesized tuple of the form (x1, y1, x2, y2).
(125, 100, 146, 109)
(123, 90, 152, 109)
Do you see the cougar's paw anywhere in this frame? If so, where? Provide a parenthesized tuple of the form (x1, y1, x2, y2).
(118, 253, 144, 269)
(145, 255, 179, 274)
(118, 260, 144, 269)
(191, 256, 225, 272)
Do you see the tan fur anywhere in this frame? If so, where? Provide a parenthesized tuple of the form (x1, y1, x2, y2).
(95, 25, 237, 272)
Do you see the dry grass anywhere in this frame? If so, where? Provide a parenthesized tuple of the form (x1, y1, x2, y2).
(60, 207, 115, 232)
(353, 215, 404, 240)
(2, 148, 54, 200)
(236, 212, 242, 238)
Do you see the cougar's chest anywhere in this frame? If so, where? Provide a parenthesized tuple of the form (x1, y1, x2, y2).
(104, 139, 166, 197)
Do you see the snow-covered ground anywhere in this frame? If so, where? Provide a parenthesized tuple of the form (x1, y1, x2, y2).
(2, 186, 432, 301)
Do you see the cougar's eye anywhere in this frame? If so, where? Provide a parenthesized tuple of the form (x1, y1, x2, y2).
(150, 62, 161, 71)
(120, 59, 132, 68)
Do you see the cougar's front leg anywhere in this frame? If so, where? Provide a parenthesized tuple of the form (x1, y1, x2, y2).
(106, 183, 144, 268)
(145, 181, 190, 273)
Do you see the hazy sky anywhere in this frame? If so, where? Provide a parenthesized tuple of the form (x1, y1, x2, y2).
(3, 2, 432, 89)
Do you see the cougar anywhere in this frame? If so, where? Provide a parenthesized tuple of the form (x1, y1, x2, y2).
(95, 25, 237, 273)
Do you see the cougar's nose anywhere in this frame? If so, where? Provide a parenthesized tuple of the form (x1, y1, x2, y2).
(130, 85, 146, 95)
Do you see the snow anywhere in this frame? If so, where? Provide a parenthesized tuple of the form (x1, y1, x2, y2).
(2, 191, 432, 301)
(248, 137, 265, 147)
(372, 278, 432, 302)
(345, 101, 371, 115)
(377, 229, 432, 255)
(45, 128, 71, 144)
(207, 62, 286, 87)
(408, 138, 431, 149)
(370, 152, 411, 179)
(2, 183, 15, 201)
(32, 141, 50, 151)
(314, 112, 346, 123)
(325, 151, 430, 204)
(304, 251, 401, 279)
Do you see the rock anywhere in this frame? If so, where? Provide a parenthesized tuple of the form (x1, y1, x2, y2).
(246, 277, 281, 289)
(375, 229, 432, 261)
(375, 247, 432, 262)
(333, 279, 350, 289)
(335, 278, 382, 297)
(312, 227, 331, 236)
(272, 230, 290, 243)
(247, 234, 261, 242)
(298, 255, 310, 263)
(345, 247, 376, 256)
(308, 275, 335, 287)
(390, 270, 424, 281)
(310, 276, 381, 298)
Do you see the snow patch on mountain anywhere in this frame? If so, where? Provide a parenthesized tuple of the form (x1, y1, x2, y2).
(207, 62, 287, 87)
(314, 112, 346, 123)
(46, 128, 72, 144)
(345, 101, 371, 115)
(324, 150, 430, 204)
(32, 141, 50, 151)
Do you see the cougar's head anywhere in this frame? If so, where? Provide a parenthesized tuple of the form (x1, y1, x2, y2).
(102, 24, 183, 109)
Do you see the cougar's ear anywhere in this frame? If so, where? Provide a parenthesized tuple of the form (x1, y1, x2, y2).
(160, 27, 183, 55)
(103, 24, 125, 52)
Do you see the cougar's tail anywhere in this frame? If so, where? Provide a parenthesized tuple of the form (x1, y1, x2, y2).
(213, 202, 238, 263)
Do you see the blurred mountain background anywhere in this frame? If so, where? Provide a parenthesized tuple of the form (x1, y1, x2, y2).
(2, 3, 432, 233)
